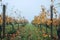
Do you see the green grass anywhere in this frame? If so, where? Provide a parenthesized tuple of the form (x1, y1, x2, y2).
(2, 23, 57, 40)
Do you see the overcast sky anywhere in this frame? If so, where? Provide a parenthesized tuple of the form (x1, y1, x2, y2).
(0, 0, 60, 22)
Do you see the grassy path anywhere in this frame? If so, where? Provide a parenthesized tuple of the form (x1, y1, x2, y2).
(17, 24, 41, 40)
